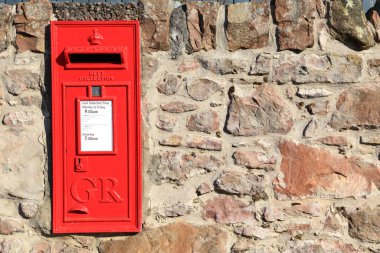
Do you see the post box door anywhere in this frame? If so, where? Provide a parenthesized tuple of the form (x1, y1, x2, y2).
(51, 21, 141, 234)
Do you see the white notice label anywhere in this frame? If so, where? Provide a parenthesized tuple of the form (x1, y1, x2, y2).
(80, 100, 113, 152)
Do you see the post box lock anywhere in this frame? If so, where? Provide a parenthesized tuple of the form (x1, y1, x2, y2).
(51, 21, 141, 234)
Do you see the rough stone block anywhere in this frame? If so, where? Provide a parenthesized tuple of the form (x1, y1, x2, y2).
(226, 1, 270, 51)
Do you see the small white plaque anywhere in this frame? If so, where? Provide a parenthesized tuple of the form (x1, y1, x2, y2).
(80, 100, 113, 152)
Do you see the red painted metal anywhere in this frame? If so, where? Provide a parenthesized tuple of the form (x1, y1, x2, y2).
(51, 21, 141, 234)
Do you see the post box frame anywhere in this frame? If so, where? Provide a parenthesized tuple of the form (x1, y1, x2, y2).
(51, 21, 141, 234)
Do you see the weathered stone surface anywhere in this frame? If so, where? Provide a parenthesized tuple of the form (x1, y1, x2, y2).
(284, 240, 361, 253)
(2, 69, 40, 96)
(305, 101, 330, 115)
(0, 238, 23, 253)
(226, 84, 294, 136)
(197, 55, 250, 75)
(99, 222, 228, 253)
(202, 196, 255, 224)
(20, 201, 39, 219)
(186, 2, 219, 52)
(3, 111, 37, 126)
(187, 110, 219, 134)
(233, 150, 276, 170)
(226, 1, 270, 51)
(250, 53, 271, 76)
(368, 59, 380, 78)
(368, 8, 380, 42)
(149, 151, 222, 184)
(156, 72, 182, 95)
(186, 78, 222, 101)
(274, 140, 380, 199)
(273, 53, 362, 84)
(186, 136, 222, 151)
(160, 101, 198, 113)
(234, 226, 278, 239)
(231, 240, 278, 253)
(292, 202, 321, 217)
(36, 200, 51, 233)
(294, 54, 362, 84)
(303, 118, 323, 138)
(361, 135, 380, 145)
(0, 199, 18, 217)
(296, 88, 332, 98)
(0, 217, 24, 235)
(53, 2, 141, 21)
(158, 135, 182, 147)
(214, 171, 267, 201)
(140, 0, 174, 52)
(31, 240, 50, 253)
(156, 114, 176, 132)
(319, 211, 345, 237)
(319, 136, 349, 147)
(262, 206, 286, 222)
(329, 0, 375, 50)
(142, 56, 159, 91)
(158, 202, 192, 217)
(343, 206, 380, 243)
(330, 86, 380, 129)
(275, 220, 313, 236)
(0, 130, 45, 200)
(0, 4, 13, 52)
(169, 6, 189, 59)
(275, 0, 316, 51)
(178, 58, 200, 73)
(20, 94, 42, 107)
(14, 0, 52, 53)
(196, 182, 213, 195)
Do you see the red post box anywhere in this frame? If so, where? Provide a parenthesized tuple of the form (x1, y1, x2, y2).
(50, 21, 141, 233)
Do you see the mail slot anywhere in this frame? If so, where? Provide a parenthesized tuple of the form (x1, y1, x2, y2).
(51, 21, 141, 233)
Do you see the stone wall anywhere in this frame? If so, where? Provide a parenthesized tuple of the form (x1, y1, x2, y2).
(0, 0, 380, 252)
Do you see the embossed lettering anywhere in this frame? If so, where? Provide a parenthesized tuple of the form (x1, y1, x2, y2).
(70, 177, 124, 203)
(99, 178, 125, 203)
(70, 177, 97, 203)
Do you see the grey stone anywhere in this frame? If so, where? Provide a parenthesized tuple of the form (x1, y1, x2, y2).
(186, 110, 219, 134)
(329, 0, 375, 50)
(0, 238, 23, 253)
(197, 55, 250, 75)
(360, 135, 380, 145)
(2, 69, 40, 96)
(0, 4, 13, 52)
(156, 114, 176, 132)
(0, 130, 45, 201)
(149, 151, 222, 184)
(186, 136, 222, 151)
(226, 84, 294, 136)
(186, 78, 222, 101)
(0, 217, 24, 235)
(214, 171, 268, 201)
(343, 206, 380, 243)
(3, 111, 37, 126)
(158, 202, 192, 217)
(157, 73, 182, 95)
(20, 201, 39, 219)
(296, 88, 332, 98)
(160, 101, 198, 113)
(169, 5, 190, 59)
(273, 53, 363, 84)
